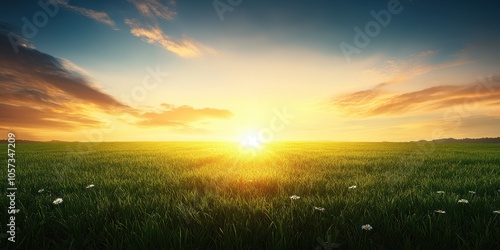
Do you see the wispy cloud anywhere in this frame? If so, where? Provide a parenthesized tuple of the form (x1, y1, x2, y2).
(335, 79, 500, 117)
(362, 50, 469, 83)
(128, 0, 176, 20)
(125, 1, 212, 58)
(55, 0, 118, 30)
(134, 104, 233, 127)
(125, 19, 207, 58)
(333, 50, 489, 117)
(0, 29, 231, 132)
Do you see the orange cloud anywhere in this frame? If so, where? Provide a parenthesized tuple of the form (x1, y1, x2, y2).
(134, 104, 234, 127)
(0, 103, 100, 129)
(128, 0, 176, 20)
(1, 30, 128, 131)
(55, 0, 118, 29)
(334, 50, 496, 117)
(334, 77, 500, 117)
(0, 29, 231, 134)
(125, 19, 205, 58)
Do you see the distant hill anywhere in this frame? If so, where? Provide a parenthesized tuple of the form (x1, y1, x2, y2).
(0, 139, 41, 143)
(1, 137, 499, 143)
(415, 137, 500, 143)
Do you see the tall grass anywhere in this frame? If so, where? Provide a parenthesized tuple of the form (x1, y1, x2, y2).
(1, 142, 500, 249)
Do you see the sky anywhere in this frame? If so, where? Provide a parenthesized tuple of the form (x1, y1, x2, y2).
(0, 0, 499, 142)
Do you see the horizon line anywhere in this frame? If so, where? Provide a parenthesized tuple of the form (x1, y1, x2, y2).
(2, 136, 500, 144)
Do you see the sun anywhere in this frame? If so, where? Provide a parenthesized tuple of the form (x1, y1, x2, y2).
(241, 133, 261, 148)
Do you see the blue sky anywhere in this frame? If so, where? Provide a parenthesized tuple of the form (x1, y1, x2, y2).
(1, 0, 499, 141)
(4, 0, 499, 62)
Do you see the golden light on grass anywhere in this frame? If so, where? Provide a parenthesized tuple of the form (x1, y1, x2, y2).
(289, 195, 300, 200)
(361, 224, 373, 231)
(458, 199, 469, 204)
(53, 198, 63, 205)
(434, 210, 446, 214)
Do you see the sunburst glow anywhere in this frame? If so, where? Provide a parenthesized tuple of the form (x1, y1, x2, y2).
(241, 133, 261, 148)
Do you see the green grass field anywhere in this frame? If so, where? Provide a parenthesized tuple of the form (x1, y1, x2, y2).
(2, 142, 500, 249)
